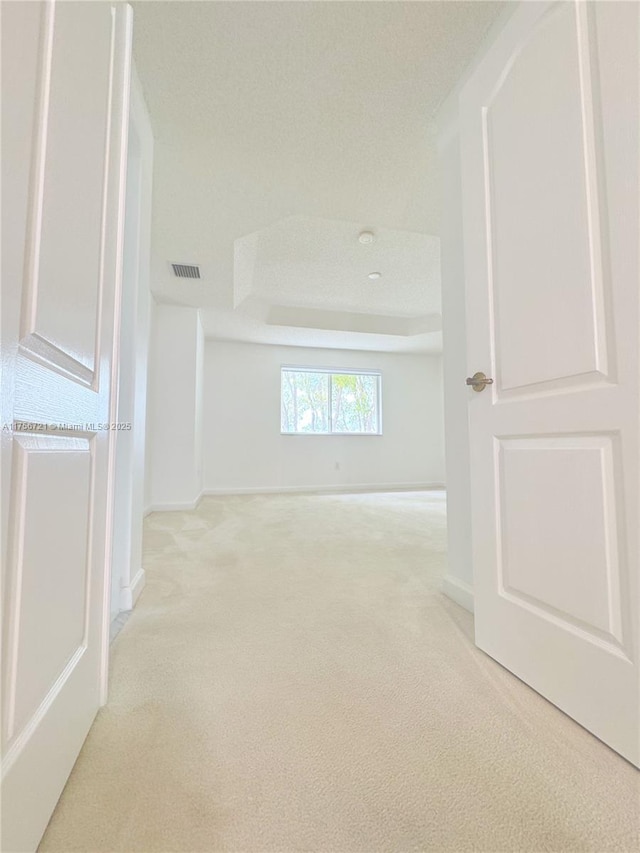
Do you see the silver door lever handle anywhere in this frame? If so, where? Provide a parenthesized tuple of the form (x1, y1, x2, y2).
(466, 372, 494, 392)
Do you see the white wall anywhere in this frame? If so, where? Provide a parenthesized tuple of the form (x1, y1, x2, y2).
(144, 295, 156, 513)
(146, 305, 204, 508)
(437, 110, 474, 610)
(195, 316, 205, 492)
(111, 65, 154, 617)
(203, 341, 444, 493)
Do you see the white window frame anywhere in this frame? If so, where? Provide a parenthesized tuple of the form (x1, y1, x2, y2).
(280, 366, 383, 436)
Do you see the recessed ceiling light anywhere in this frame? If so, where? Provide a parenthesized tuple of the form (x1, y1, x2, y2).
(368, 271, 382, 280)
(359, 231, 375, 244)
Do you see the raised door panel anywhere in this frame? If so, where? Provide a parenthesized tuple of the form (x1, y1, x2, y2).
(22, 2, 115, 382)
(3, 435, 93, 748)
(496, 435, 627, 653)
(485, 3, 610, 396)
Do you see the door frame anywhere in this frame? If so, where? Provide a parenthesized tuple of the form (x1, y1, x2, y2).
(96, 7, 134, 706)
(435, 3, 515, 615)
(108, 65, 154, 642)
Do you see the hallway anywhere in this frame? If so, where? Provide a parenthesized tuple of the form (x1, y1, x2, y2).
(40, 492, 638, 852)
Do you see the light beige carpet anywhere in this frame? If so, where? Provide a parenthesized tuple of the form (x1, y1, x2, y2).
(40, 491, 639, 852)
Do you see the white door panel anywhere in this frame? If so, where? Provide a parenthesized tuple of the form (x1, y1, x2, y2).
(486, 1, 610, 394)
(497, 435, 626, 648)
(7, 435, 93, 741)
(28, 2, 115, 374)
(1, 2, 132, 850)
(461, 1, 639, 765)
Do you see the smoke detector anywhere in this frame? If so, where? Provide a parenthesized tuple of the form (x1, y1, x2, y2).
(358, 231, 375, 245)
(171, 262, 201, 279)
(368, 272, 382, 280)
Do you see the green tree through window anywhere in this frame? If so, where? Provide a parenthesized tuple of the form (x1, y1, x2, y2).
(281, 368, 381, 434)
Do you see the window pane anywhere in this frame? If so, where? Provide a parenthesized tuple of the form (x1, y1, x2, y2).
(281, 370, 329, 433)
(331, 373, 378, 433)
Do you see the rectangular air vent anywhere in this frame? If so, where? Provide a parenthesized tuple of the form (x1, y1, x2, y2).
(171, 263, 201, 279)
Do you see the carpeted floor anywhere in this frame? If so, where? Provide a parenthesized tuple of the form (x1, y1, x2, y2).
(40, 491, 639, 852)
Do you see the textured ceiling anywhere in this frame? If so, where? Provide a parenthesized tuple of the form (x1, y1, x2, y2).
(132, 0, 504, 351)
(234, 216, 441, 316)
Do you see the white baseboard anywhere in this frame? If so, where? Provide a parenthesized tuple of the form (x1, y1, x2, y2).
(146, 485, 444, 510)
(442, 574, 474, 613)
(119, 567, 146, 611)
(130, 567, 146, 606)
(145, 494, 203, 513)
(202, 483, 445, 497)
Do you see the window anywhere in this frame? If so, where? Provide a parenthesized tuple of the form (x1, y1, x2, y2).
(281, 367, 382, 435)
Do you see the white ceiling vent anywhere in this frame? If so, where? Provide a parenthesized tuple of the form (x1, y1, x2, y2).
(171, 262, 201, 279)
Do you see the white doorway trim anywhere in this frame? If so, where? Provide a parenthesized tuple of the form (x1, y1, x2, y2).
(108, 65, 154, 649)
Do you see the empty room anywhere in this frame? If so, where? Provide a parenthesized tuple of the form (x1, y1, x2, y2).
(1, 2, 639, 852)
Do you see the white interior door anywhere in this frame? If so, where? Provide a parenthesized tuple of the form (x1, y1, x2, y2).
(461, 0, 639, 767)
(1, 2, 132, 850)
